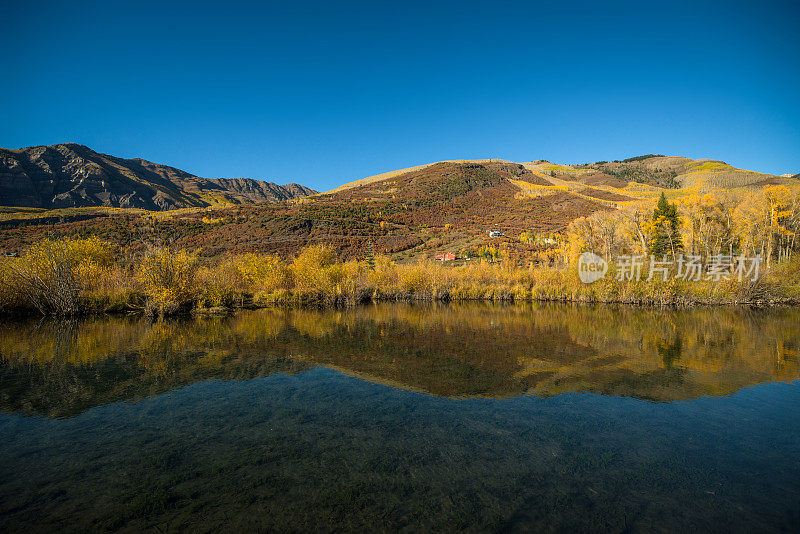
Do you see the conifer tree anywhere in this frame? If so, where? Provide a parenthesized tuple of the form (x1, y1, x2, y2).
(365, 240, 376, 271)
(650, 192, 683, 256)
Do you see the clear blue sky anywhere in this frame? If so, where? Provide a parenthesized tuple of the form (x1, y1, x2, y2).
(4, 0, 799, 190)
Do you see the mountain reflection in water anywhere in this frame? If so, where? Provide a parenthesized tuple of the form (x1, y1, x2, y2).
(2, 303, 800, 532)
(1, 303, 798, 418)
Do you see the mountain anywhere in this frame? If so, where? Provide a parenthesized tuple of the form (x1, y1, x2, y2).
(0, 143, 316, 210)
(333, 155, 785, 193)
(1, 152, 797, 261)
(0, 159, 610, 257)
(524, 155, 786, 190)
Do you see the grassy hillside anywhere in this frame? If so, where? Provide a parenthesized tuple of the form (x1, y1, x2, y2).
(1, 154, 797, 263)
(0, 161, 608, 261)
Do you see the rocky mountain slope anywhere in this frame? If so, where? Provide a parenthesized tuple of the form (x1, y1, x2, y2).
(328, 155, 788, 194)
(1, 152, 796, 261)
(0, 160, 609, 258)
(0, 143, 316, 210)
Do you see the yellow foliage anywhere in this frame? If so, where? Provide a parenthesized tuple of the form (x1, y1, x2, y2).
(291, 245, 336, 294)
(1, 237, 117, 314)
(688, 161, 734, 173)
(232, 253, 289, 294)
(368, 256, 399, 293)
(3, 215, 800, 316)
(137, 248, 199, 314)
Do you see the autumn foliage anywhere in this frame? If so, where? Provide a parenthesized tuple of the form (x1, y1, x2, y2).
(566, 185, 800, 265)
(2, 183, 800, 317)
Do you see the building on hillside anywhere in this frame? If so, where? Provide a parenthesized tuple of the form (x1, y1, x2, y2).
(434, 252, 456, 262)
(488, 230, 504, 238)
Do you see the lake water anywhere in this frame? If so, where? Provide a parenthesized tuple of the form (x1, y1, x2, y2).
(1, 303, 799, 532)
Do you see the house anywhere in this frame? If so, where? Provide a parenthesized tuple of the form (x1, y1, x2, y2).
(434, 252, 456, 262)
(488, 230, 504, 238)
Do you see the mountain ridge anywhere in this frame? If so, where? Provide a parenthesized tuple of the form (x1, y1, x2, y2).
(326, 154, 788, 195)
(1, 152, 798, 261)
(2, 144, 792, 212)
(0, 143, 316, 210)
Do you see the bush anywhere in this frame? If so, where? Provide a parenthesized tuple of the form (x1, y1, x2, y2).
(0, 259, 25, 312)
(197, 260, 242, 308)
(5, 240, 83, 314)
(137, 248, 199, 315)
(2, 240, 798, 314)
(291, 245, 335, 295)
(235, 253, 290, 295)
(368, 256, 399, 296)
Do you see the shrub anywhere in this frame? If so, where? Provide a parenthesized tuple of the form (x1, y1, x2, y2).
(197, 260, 242, 308)
(397, 261, 453, 296)
(235, 253, 290, 295)
(5, 239, 82, 315)
(291, 245, 335, 295)
(137, 248, 199, 315)
(368, 256, 399, 295)
(0, 259, 24, 312)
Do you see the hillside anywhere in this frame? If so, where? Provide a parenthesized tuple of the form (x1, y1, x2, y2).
(0, 143, 316, 210)
(1, 151, 797, 262)
(0, 160, 608, 260)
(525, 155, 786, 190)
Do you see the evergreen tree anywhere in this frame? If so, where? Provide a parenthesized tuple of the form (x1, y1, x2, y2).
(365, 240, 376, 271)
(650, 192, 683, 256)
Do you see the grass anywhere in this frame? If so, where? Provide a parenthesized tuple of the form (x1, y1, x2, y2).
(689, 161, 735, 173)
(0, 206, 144, 221)
(509, 179, 568, 198)
(1, 237, 798, 316)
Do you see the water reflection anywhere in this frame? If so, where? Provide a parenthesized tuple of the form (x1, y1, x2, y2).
(2, 303, 798, 418)
(2, 304, 800, 532)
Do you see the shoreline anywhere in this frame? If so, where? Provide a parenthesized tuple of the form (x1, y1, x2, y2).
(2, 291, 798, 319)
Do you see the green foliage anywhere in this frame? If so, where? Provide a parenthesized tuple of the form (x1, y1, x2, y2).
(365, 240, 376, 271)
(650, 193, 683, 255)
(622, 154, 665, 163)
(604, 166, 679, 188)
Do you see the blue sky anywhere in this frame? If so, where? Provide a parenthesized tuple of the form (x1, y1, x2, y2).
(3, 0, 799, 190)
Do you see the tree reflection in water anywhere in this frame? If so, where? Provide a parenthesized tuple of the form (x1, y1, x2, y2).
(1, 304, 799, 532)
(1, 303, 798, 418)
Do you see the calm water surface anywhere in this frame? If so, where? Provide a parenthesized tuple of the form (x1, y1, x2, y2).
(0, 303, 799, 532)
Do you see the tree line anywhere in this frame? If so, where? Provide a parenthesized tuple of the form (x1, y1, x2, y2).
(566, 185, 800, 267)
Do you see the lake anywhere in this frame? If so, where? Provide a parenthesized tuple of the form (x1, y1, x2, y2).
(1, 303, 799, 532)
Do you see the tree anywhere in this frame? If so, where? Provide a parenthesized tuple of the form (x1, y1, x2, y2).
(678, 192, 735, 258)
(594, 211, 620, 261)
(734, 185, 795, 266)
(365, 240, 376, 271)
(650, 192, 683, 256)
(618, 202, 653, 256)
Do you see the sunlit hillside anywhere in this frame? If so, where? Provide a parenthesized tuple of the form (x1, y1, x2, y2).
(1, 153, 797, 263)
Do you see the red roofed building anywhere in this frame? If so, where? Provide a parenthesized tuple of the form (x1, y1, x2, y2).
(434, 252, 456, 262)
